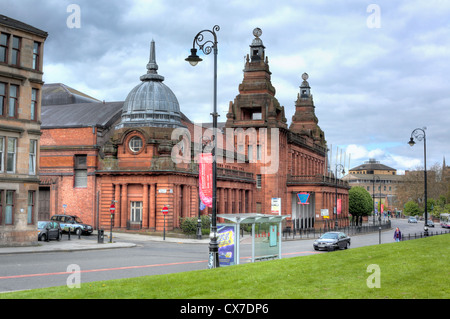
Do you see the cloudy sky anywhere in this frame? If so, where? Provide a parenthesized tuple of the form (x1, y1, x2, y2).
(2, 0, 449, 173)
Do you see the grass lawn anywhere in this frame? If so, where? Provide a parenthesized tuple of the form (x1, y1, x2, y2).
(1, 234, 449, 299)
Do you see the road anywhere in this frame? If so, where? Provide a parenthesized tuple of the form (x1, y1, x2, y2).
(0, 218, 441, 293)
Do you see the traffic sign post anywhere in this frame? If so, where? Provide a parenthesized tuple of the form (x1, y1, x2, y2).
(109, 203, 116, 243)
(162, 206, 168, 240)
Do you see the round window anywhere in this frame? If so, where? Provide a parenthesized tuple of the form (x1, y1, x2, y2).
(128, 136, 143, 153)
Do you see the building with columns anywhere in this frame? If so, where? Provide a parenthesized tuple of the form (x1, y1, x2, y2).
(39, 30, 349, 233)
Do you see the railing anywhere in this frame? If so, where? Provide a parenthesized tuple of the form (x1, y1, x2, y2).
(400, 229, 450, 241)
(281, 220, 392, 240)
(287, 174, 350, 188)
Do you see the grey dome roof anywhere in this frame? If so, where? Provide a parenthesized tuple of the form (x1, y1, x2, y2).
(116, 40, 184, 129)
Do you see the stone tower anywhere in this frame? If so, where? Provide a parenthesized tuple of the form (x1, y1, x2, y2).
(226, 28, 287, 129)
(289, 73, 326, 146)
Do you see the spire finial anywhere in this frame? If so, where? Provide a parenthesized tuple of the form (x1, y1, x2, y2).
(147, 39, 158, 74)
(140, 40, 164, 81)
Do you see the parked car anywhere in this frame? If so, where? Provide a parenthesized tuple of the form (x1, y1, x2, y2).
(38, 221, 62, 241)
(408, 217, 418, 223)
(50, 214, 93, 236)
(313, 232, 351, 251)
(426, 220, 435, 227)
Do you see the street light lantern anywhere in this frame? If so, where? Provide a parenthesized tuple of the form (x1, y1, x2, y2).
(185, 48, 202, 66)
(408, 137, 416, 147)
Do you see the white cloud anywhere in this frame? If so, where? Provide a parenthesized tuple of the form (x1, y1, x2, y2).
(3, 0, 449, 172)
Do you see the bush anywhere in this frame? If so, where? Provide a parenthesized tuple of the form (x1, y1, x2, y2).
(180, 215, 210, 235)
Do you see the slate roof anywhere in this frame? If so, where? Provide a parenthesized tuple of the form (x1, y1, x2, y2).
(41, 101, 123, 129)
(42, 83, 100, 106)
(349, 159, 396, 172)
(0, 15, 48, 38)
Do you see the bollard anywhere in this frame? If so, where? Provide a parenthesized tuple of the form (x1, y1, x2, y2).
(67, 227, 71, 240)
(78, 228, 81, 239)
(98, 229, 104, 243)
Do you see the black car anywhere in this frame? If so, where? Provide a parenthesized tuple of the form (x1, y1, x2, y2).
(38, 221, 62, 241)
(313, 232, 351, 251)
(50, 214, 93, 235)
(426, 220, 435, 227)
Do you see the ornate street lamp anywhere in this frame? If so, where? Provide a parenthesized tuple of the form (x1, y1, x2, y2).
(186, 25, 220, 268)
(408, 127, 428, 236)
(335, 164, 345, 229)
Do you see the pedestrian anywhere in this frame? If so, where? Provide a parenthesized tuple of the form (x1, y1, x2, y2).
(393, 227, 402, 242)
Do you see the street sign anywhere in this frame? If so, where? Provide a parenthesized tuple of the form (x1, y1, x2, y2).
(162, 206, 169, 215)
(110, 204, 116, 214)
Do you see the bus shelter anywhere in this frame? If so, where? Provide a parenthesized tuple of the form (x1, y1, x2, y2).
(216, 213, 290, 266)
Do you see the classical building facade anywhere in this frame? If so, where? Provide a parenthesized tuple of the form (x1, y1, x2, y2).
(39, 31, 349, 233)
(343, 159, 402, 212)
(0, 15, 47, 246)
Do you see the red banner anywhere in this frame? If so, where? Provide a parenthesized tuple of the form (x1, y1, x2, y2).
(337, 198, 341, 214)
(199, 153, 213, 208)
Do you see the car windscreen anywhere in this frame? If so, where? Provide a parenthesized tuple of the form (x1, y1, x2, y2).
(320, 233, 338, 239)
(37, 221, 47, 228)
(74, 217, 83, 223)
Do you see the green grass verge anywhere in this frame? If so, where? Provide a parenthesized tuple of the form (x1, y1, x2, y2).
(2, 234, 449, 299)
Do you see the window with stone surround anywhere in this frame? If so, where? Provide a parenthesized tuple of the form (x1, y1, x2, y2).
(11, 36, 20, 66)
(6, 137, 16, 173)
(0, 33, 9, 63)
(29, 140, 37, 175)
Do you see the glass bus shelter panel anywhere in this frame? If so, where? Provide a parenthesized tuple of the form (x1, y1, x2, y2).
(254, 223, 279, 259)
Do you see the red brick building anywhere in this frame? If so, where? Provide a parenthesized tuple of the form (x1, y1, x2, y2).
(39, 32, 349, 232)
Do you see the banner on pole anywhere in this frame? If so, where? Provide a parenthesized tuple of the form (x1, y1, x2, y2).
(199, 153, 213, 208)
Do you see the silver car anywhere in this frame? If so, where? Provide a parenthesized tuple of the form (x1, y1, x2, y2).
(313, 232, 351, 251)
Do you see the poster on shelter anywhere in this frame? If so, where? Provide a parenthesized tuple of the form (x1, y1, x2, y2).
(218, 224, 236, 266)
(269, 225, 277, 247)
(199, 153, 213, 208)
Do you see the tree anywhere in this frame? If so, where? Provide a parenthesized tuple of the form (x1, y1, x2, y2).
(404, 200, 420, 216)
(349, 186, 373, 225)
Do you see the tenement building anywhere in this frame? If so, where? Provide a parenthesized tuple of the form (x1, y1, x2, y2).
(0, 15, 47, 246)
(39, 30, 349, 233)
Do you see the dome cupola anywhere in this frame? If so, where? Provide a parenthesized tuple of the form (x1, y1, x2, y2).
(116, 40, 184, 129)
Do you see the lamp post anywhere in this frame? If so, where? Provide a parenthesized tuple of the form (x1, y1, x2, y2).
(186, 25, 220, 268)
(408, 127, 428, 236)
(335, 164, 345, 229)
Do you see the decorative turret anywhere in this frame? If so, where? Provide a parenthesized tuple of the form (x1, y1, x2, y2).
(225, 28, 287, 129)
(290, 73, 325, 145)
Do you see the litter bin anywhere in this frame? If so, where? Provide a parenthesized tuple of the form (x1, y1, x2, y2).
(98, 229, 104, 243)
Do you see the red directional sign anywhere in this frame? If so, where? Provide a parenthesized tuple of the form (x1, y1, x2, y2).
(162, 206, 169, 215)
(110, 203, 115, 214)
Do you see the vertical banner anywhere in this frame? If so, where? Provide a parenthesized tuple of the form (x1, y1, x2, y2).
(337, 198, 342, 214)
(218, 224, 236, 266)
(199, 153, 213, 208)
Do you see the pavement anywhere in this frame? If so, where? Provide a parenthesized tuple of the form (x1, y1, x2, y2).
(0, 231, 210, 255)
